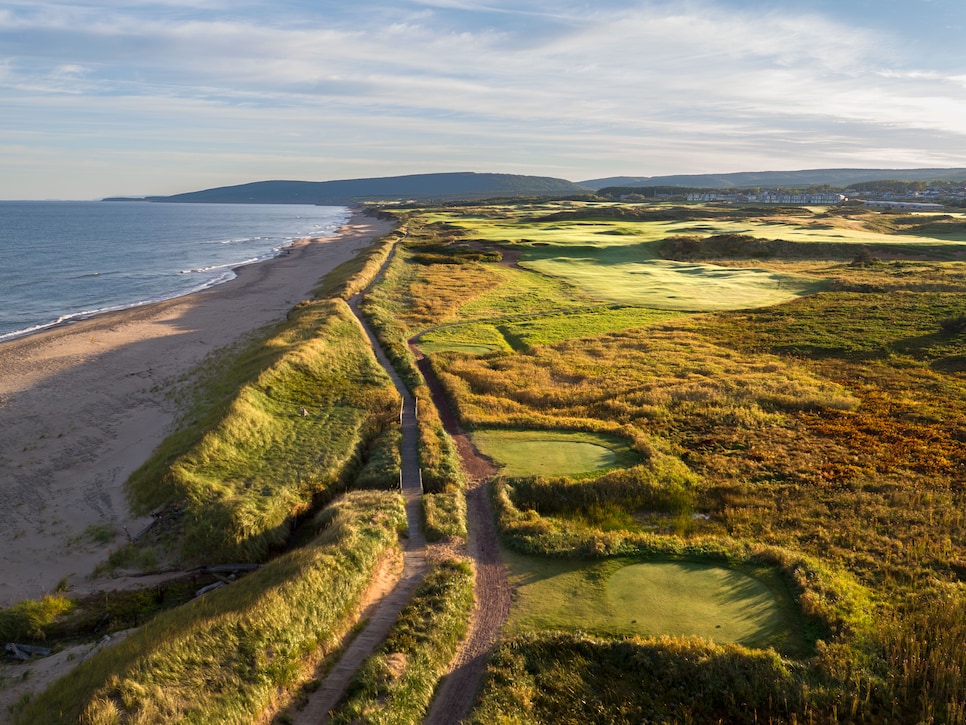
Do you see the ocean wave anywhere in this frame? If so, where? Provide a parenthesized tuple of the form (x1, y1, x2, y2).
(0, 270, 238, 342)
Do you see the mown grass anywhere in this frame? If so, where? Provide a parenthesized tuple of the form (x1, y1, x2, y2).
(127, 298, 400, 564)
(328, 559, 474, 724)
(502, 551, 807, 655)
(418, 305, 683, 355)
(471, 429, 638, 478)
(12, 492, 406, 725)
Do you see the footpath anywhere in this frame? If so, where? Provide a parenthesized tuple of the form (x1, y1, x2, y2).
(292, 292, 427, 724)
(294, 232, 511, 723)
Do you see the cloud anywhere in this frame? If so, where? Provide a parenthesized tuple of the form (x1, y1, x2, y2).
(2, 0, 966, 198)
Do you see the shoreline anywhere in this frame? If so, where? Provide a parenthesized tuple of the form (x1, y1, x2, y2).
(0, 209, 395, 607)
(0, 209, 351, 344)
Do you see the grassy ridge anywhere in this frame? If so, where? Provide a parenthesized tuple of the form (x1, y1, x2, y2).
(359, 241, 466, 492)
(469, 633, 829, 724)
(329, 559, 474, 724)
(129, 298, 400, 563)
(14, 492, 407, 725)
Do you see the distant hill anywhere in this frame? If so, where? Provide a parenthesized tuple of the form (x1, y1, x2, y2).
(580, 168, 966, 191)
(112, 172, 592, 205)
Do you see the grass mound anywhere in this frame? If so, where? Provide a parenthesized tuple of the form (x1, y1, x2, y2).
(14, 492, 407, 725)
(129, 298, 399, 563)
(469, 632, 825, 724)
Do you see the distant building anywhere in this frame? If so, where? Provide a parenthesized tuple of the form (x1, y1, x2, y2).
(862, 200, 945, 211)
(686, 191, 846, 205)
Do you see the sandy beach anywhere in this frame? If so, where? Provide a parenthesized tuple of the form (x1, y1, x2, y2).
(0, 210, 395, 607)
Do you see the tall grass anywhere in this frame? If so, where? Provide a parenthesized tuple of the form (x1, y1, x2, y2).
(128, 299, 399, 563)
(328, 559, 474, 724)
(314, 218, 403, 299)
(468, 632, 829, 724)
(422, 492, 468, 541)
(13, 492, 407, 725)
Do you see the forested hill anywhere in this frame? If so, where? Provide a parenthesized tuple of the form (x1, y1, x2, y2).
(581, 168, 966, 191)
(118, 172, 591, 205)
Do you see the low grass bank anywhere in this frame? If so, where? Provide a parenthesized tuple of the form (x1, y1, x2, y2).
(315, 217, 403, 299)
(468, 632, 832, 724)
(128, 298, 399, 564)
(358, 244, 466, 493)
(328, 559, 474, 724)
(422, 492, 467, 542)
(13, 492, 407, 725)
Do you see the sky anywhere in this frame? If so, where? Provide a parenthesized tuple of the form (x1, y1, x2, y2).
(2, 0, 966, 199)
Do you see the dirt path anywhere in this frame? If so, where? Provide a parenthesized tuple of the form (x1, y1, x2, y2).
(289, 281, 430, 724)
(418, 355, 512, 725)
(290, 238, 512, 724)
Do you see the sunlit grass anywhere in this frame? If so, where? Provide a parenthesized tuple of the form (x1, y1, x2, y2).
(127, 299, 400, 564)
(502, 551, 806, 654)
(14, 492, 407, 725)
(471, 429, 638, 478)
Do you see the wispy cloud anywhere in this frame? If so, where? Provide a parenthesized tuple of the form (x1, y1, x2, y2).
(2, 0, 965, 198)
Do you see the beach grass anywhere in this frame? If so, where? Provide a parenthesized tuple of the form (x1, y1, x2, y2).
(12, 491, 407, 725)
(422, 492, 468, 542)
(127, 297, 400, 564)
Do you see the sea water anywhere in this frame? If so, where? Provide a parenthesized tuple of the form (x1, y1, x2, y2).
(0, 201, 350, 341)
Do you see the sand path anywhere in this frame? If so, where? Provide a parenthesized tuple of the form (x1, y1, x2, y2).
(0, 211, 394, 607)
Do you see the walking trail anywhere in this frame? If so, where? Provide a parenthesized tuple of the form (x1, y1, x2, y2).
(291, 240, 511, 723)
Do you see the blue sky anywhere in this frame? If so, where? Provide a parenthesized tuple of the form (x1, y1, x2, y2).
(2, 0, 965, 198)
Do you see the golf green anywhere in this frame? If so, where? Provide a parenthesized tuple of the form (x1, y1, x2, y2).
(505, 554, 805, 654)
(471, 430, 632, 477)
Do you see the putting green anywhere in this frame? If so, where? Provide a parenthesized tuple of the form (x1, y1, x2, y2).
(471, 430, 634, 477)
(606, 562, 787, 647)
(505, 554, 806, 654)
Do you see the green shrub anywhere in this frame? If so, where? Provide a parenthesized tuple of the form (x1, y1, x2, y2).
(0, 595, 74, 643)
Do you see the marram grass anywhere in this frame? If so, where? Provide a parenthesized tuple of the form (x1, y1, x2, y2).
(14, 491, 406, 725)
(129, 298, 400, 563)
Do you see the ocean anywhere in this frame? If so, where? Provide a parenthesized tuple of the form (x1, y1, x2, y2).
(0, 201, 350, 341)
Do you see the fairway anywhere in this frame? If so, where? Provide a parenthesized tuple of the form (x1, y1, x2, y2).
(471, 429, 635, 477)
(522, 253, 821, 310)
(505, 553, 806, 655)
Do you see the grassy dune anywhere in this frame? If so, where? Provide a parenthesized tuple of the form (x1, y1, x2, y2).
(128, 298, 400, 563)
(14, 492, 407, 725)
(328, 559, 474, 724)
